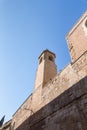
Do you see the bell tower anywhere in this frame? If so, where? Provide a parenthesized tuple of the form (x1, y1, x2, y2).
(34, 49, 57, 90)
(66, 11, 87, 62)
(32, 50, 57, 110)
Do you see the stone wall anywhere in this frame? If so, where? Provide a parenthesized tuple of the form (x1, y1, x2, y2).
(66, 11, 87, 62)
(15, 76, 87, 130)
(12, 51, 87, 130)
(1, 10, 87, 130)
(72, 51, 87, 76)
(12, 94, 32, 129)
(40, 51, 87, 108)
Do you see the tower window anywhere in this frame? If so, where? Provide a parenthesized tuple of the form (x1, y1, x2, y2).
(85, 20, 87, 27)
(49, 56, 54, 62)
(39, 57, 42, 64)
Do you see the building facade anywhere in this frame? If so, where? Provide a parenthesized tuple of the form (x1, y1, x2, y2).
(1, 11, 87, 130)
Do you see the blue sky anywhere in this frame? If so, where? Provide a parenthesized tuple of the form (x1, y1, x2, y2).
(0, 0, 87, 122)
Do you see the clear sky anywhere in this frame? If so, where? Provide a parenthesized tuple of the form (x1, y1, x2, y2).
(0, 0, 87, 123)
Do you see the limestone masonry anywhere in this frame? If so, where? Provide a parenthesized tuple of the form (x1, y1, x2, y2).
(1, 11, 87, 130)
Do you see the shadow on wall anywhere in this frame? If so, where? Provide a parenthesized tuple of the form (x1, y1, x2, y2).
(16, 76, 87, 130)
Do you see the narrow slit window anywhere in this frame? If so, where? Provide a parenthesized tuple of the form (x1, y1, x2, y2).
(85, 20, 87, 27)
(39, 57, 42, 64)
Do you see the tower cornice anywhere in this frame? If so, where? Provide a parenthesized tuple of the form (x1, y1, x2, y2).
(38, 49, 56, 59)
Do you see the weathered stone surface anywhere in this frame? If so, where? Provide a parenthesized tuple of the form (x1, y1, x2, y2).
(11, 11, 87, 130)
(12, 50, 87, 129)
(1, 11, 87, 130)
(66, 11, 87, 62)
(15, 76, 87, 130)
(12, 94, 33, 129)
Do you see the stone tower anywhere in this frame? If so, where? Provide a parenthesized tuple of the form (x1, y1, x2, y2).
(1, 11, 87, 130)
(66, 11, 87, 62)
(32, 49, 57, 110)
(34, 49, 57, 90)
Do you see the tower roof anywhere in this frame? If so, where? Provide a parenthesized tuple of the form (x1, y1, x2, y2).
(38, 49, 56, 59)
